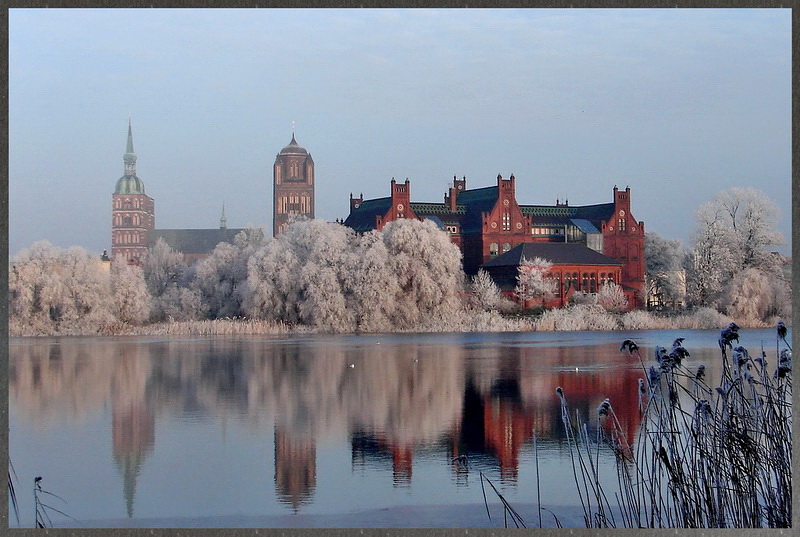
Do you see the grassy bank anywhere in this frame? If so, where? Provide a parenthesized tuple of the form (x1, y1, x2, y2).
(9, 306, 785, 337)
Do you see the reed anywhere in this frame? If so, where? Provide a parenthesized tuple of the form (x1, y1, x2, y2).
(557, 321, 792, 528)
(33, 477, 75, 528)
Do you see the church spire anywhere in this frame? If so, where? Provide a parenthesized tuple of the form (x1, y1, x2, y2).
(220, 202, 227, 229)
(124, 119, 138, 176)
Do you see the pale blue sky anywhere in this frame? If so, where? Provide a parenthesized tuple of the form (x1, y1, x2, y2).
(8, 8, 791, 256)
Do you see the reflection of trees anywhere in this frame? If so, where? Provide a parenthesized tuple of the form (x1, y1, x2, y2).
(11, 335, 656, 512)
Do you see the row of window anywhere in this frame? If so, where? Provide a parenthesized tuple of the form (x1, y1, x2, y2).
(112, 231, 145, 246)
(278, 194, 311, 215)
(548, 272, 618, 294)
(113, 197, 150, 210)
(532, 227, 564, 235)
(113, 213, 151, 227)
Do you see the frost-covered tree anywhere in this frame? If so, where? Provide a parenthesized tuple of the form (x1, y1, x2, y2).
(381, 219, 465, 327)
(514, 256, 555, 307)
(110, 260, 151, 324)
(192, 227, 265, 319)
(245, 219, 357, 331)
(645, 232, 686, 310)
(470, 269, 513, 313)
(142, 238, 201, 321)
(342, 231, 402, 331)
(143, 238, 187, 297)
(687, 188, 786, 310)
(596, 282, 629, 313)
(9, 241, 114, 333)
(721, 267, 791, 323)
(721, 268, 771, 323)
(686, 202, 739, 308)
(246, 218, 465, 331)
(714, 187, 784, 271)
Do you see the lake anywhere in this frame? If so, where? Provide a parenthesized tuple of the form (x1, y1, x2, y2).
(8, 328, 783, 528)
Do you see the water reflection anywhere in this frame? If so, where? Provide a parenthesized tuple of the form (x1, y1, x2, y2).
(10, 334, 649, 519)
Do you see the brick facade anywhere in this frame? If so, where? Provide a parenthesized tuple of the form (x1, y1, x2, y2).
(344, 175, 646, 308)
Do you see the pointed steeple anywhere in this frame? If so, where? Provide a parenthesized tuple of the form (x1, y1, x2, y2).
(220, 203, 227, 229)
(123, 119, 138, 176)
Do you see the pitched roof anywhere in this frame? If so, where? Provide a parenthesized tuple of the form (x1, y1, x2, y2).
(520, 203, 615, 225)
(343, 197, 392, 232)
(148, 228, 244, 255)
(481, 242, 622, 268)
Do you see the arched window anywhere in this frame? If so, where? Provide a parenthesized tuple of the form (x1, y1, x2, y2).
(618, 218, 626, 231)
(489, 243, 499, 257)
(590, 274, 597, 293)
(582, 273, 589, 291)
(502, 242, 511, 253)
(502, 212, 511, 231)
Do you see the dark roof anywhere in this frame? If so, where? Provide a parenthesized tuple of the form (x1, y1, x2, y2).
(343, 181, 616, 234)
(457, 186, 499, 233)
(343, 197, 392, 232)
(520, 203, 615, 225)
(570, 218, 601, 234)
(481, 242, 622, 268)
(278, 133, 310, 156)
(148, 228, 244, 255)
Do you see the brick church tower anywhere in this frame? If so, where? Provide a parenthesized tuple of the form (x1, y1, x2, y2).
(273, 133, 314, 236)
(111, 121, 154, 263)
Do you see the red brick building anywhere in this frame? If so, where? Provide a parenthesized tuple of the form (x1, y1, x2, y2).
(344, 174, 645, 307)
(111, 122, 243, 264)
(481, 242, 624, 309)
(273, 134, 315, 237)
(111, 121, 155, 264)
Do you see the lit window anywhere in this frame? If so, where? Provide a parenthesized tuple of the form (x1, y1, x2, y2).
(489, 243, 499, 257)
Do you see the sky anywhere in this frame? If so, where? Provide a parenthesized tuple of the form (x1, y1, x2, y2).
(8, 8, 792, 257)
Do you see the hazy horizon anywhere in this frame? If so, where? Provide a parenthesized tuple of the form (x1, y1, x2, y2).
(9, 8, 791, 257)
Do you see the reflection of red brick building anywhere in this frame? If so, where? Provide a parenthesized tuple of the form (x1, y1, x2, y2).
(344, 175, 645, 307)
(457, 365, 643, 483)
(274, 427, 316, 512)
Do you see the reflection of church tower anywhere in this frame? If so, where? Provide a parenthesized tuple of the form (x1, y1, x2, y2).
(273, 133, 314, 236)
(274, 426, 316, 512)
(112, 398, 155, 518)
(111, 120, 155, 263)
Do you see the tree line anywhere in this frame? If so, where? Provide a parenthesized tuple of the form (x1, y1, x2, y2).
(9, 187, 790, 336)
(645, 186, 790, 322)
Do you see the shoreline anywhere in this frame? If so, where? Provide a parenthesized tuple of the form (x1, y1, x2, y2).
(9, 308, 780, 339)
(34, 502, 589, 529)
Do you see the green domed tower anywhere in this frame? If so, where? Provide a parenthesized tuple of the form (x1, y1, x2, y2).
(111, 120, 155, 263)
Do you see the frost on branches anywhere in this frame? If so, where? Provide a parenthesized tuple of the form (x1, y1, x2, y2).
(686, 187, 789, 322)
(470, 269, 514, 313)
(514, 256, 555, 308)
(245, 218, 465, 332)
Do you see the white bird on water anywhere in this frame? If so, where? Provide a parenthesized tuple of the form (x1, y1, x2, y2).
(348, 363, 355, 369)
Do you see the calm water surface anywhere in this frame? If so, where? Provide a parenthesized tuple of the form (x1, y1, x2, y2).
(8, 328, 782, 528)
